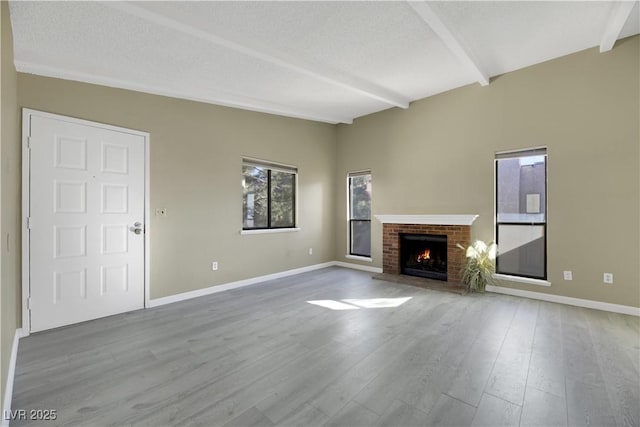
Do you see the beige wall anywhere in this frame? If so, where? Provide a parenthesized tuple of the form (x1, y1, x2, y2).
(335, 36, 640, 308)
(1, 0, 21, 405)
(2, 7, 637, 411)
(18, 75, 337, 299)
(8, 28, 640, 333)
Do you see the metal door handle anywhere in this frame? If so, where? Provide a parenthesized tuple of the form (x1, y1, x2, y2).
(131, 222, 143, 235)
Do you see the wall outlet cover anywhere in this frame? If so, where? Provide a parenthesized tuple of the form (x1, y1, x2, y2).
(563, 271, 572, 280)
(603, 273, 613, 284)
(212, 261, 218, 271)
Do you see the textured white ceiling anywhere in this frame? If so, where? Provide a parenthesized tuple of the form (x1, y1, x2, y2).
(9, 1, 640, 124)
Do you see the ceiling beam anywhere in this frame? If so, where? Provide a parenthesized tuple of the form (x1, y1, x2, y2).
(14, 60, 352, 124)
(600, 1, 637, 53)
(106, 2, 410, 109)
(407, 1, 489, 87)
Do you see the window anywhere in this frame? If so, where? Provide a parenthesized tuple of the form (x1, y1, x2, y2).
(348, 171, 372, 257)
(242, 158, 296, 230)
(495, 148, 547, 279)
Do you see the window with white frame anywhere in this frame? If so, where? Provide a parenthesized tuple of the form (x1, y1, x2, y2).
(495, 148, 547, 279)
(242, 158, 297, 230)
(348, 171, 372, 257)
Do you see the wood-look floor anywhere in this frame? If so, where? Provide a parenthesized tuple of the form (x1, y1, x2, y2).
(11, 267, 640, 426)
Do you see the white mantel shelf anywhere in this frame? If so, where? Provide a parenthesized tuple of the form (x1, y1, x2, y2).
(374, 214, 479, 226)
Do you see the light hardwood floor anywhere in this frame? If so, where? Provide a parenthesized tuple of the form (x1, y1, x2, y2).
(11, 267, 640, 426)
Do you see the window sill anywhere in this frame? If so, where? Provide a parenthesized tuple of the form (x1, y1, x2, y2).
(345, 254, 373, 262)
(241, 228, 301, 235)
(493, 274, 551, 287)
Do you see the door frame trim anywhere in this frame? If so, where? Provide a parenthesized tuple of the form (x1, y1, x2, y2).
(21, 108, 151, 336)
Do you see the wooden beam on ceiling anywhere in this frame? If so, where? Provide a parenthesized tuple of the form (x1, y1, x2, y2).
(600, 1, 637, 53)
(407, 1, 490, 87)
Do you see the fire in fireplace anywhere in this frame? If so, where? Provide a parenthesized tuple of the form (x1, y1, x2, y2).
(400, 234, 448, 281)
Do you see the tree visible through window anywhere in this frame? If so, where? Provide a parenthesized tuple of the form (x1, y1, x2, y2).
(349, 172, 371, 257)
(495, 148, 547, 279)
(243, 159, 296, 230)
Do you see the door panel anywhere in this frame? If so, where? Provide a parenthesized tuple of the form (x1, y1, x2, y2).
(29, 115, 145, 332)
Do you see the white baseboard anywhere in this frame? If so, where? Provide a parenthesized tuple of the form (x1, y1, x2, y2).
(2, 328, 23, 427)
(486, 285, 640, 316)
(334, 261, 383, 274)
(149, 262, 637, 317)
(148, 262, 337, 307)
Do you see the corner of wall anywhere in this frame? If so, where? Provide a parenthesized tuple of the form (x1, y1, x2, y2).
(1, 0, 22, 410)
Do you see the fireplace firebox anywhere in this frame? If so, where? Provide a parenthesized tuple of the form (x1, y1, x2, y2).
(400, 234, 448, 281)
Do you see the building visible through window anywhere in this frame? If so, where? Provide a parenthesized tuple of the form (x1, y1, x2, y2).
(495, 148, 547, 279)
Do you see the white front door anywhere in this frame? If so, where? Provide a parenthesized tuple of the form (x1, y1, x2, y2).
(27, 112, 146, 332)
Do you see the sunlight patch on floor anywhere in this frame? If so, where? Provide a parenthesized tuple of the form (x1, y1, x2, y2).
(343, 297, 412, 308)
(307, 297, 412, 310)
(306, 300, 361, 310)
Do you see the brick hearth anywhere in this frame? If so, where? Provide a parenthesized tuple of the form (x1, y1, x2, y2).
(382, 223, 471, 283)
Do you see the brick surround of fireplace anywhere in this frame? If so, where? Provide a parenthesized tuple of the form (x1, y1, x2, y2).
(382, 223, 471, 283)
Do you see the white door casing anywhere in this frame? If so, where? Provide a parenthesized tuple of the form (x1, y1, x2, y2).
(23, 110, 149, 333)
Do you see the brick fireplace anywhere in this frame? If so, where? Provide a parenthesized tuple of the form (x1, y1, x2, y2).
(375, 215, 478, 284)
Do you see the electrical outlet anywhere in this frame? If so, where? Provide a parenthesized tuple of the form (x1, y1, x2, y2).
(309, 248, 313, 255)
(212, 261, 218, 271)
(603, 273, 613, 284)
(155, 208, 167, 217)
(563, 271, 572, 281)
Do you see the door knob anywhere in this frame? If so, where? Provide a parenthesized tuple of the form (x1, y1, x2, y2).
(131, 222, 143, 235)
